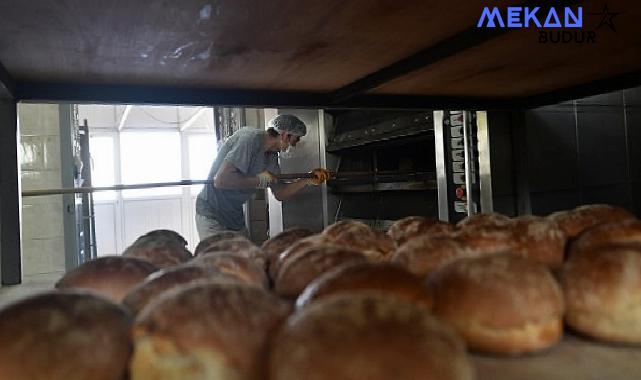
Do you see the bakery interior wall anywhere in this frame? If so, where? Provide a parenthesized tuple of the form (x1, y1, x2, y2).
(18, 104, 66, 277)
(489, 86, 641, 218)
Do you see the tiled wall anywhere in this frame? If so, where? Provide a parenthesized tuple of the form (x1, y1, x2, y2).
(18, 104, 66, 275)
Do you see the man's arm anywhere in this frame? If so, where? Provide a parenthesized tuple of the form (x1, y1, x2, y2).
(271, 179, 311, 201)
(213, 160, 260, 189)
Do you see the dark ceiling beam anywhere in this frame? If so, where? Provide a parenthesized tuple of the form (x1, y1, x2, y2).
(330, 0, 581, 103)
(0, 60, 15, 99)
(15, 82, 331, 108)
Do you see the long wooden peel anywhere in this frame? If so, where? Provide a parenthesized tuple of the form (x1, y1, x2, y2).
(21, 173, 325, 197)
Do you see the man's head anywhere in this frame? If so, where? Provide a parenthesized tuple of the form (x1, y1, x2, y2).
(267, 115, 307, 157)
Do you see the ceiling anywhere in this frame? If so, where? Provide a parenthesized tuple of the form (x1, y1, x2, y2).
(0, 0, 640, 108)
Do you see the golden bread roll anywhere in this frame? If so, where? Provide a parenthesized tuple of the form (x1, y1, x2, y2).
(261, 228, 314, 275)
(56, 256, 157, 302)
(392, 236, 476, 277)
(387, 216, 455, 246)
(194, 231, 248, 255)
(269, 234, 328, 281)
(131, 283, 290, 380)
(548, 204, 636, 238)
(0, 291, 131, 380)
(430, 254, 564, 355)
(196, 237, 261, 259)
(457, 212, 514, 229)
(274, 245, 366, 299)
(455, 226, 517, 256)
(568, 219, 641, 257)
(296, 261, 433, 310)
(322, 220, 395, 261)
(512, 215, 567, 269)
(123, 235, 193, 268)
(122, 265, 240, 315)
(139, 229, 188, 247)
(269, 293, 474, 380)
(192, 252, 269, 288)
(562, 245, 641, 344)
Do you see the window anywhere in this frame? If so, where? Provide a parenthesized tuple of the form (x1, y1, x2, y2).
(187, 134, 218, 194)
(119, 131, 182, 198)
(89, 135, 116, 201)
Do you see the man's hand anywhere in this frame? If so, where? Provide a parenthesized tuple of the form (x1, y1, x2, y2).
(309, 168, 332, 185)
(257, 171, 277, 188)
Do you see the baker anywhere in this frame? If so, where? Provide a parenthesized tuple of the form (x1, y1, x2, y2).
(195, 114, 330, 239)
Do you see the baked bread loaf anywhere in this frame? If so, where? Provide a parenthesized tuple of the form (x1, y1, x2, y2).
(457, 212, 514, 229)
(392, 236, 475, 277)
(261, 228, 313, 274)
(131, 283, 290, 380)
(196, 237, 262, 260)
(56, 256, 157, 302)
(269, 235, 328, 281)
(194, 231, 248, 255)
(274, 245, 366, 299)
(549, 204, 636, 238)
(512, 216, 567, 269)
(387, 216, 455, 246)
(123, 235, 193, 268)
(562, 245, 641, 343)
(455, 226, 517, 256)
(192, 252, 269, 288)
(296, 262, 433, 310)
(269, 293, 473, 380)
(122, 265, 240, 315)
(568, 219, 641, 257)
(430, 254, 564, 355)
(322, 220, 395, 261)
(139, 229, 188, 247)
(0, 291, 131, 380)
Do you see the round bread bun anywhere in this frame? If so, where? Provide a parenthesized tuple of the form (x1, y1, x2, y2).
(194, 231, 248, 255)
(322, 220, 395, 261)
(430, 253, 564, 355)
(274, 245, 367, 299)
(269, 234, 328, 281)
(392, 236, 476, 277)
(192, 252, 269, 288)
(131, 282, 290, 380)
(512, 216, 567, 269)
(139, 229, 188, 247)
(457, 212, 514, 229)
(455, 225, 517, 256)
(123, 235, 193, 269)
(0, 291, 131, 380)
(122, 265, 241, 315)
(562, 245, 641, 344)
(296, 262, 433, 310)
(196, 237, 261, 259)
(56, 256, 157, 302)
(269, 293, 473, 380)
(261, 228, 314, 274)
(568, 219, 641, 257)
(387, 216, 455, 247)
(548, 204, 636, 239)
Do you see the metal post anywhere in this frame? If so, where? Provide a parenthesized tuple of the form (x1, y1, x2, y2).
(476, 111, 494, 213)
(59, 104, 79, 269)
(0, 99, 22, 285)
(433, 111, 449, 221)
(462, 111, 474, 216)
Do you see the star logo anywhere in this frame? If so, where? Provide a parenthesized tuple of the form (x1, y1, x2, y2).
(589, 5, 620, 32)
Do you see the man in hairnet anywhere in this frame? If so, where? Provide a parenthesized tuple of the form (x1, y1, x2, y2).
(195, 114, 331, 239)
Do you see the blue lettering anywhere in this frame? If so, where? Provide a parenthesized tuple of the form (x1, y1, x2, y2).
(507, 7, 522, 27)
(565, 7, 583, 28)
(477, 7, 505, 28)
(543, 8, 562, 27)
(524, 7, 541, 27)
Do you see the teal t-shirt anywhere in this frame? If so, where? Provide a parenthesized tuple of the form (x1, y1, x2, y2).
(196, 127, 280, 230)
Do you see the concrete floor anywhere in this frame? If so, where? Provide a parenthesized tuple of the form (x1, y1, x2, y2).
(0, 272, 63, 308)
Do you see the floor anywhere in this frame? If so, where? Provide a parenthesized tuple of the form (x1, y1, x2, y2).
(0, 271, 63, 308)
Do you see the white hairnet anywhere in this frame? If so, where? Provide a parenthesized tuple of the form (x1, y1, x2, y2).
(269, 114, 307, 137)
